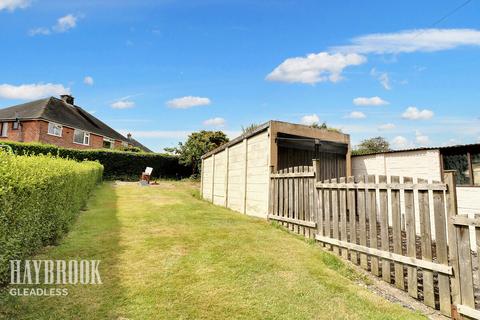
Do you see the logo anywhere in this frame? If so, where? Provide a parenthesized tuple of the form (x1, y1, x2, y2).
(8, 260, 102, 296)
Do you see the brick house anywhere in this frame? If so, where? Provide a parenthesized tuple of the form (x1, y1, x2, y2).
(0, 95, 152, 152)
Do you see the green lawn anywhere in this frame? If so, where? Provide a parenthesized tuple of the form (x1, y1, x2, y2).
(0, 182, 425, 319)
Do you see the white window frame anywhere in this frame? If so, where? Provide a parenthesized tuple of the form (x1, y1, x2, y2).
(47, 122, 63, 137)
(121, 141, 128, 147)
(0, 122, 8, 137)
(73, 129, 90, 146)
(103, 137, 115, 149)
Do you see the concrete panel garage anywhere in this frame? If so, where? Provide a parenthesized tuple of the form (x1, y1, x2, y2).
(200, 120, 351, 218)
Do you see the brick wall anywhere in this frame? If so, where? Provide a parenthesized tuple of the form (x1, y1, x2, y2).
(0, 119, 127, 150)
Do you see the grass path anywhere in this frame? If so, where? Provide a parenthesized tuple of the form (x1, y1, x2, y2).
(0, 182, 425, 319)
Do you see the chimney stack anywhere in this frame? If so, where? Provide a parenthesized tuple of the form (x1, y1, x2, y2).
(127, 133, 132, 140)
(60, 94, 74, 105)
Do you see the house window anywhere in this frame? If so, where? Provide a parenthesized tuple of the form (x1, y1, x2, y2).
(48, 122, 63, 137)
(74, 130, 90, 145)
(103, 138, 114, 149)
(12, 120, 20, 130)
(122, 141, 128, 147)
(0, 122, 8, 137)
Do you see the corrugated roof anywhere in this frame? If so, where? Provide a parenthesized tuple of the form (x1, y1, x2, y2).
(0, 97, 128, 141)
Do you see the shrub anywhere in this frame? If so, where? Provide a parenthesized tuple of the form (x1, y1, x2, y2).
(0, 151, 103, 284)
(0, 141, 190, 180)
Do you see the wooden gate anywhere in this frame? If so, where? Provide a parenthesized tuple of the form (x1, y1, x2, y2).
(267, 160, 473, 318)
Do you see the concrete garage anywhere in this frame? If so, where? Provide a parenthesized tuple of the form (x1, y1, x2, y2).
(200, 120, 351, 218)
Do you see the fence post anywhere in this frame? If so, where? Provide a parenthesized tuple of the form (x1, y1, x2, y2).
(313, 159, 321, 239)
(444, 170, 461, 319)
(268, 166, 275, 216)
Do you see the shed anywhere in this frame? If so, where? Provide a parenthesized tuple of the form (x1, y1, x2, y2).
(200, 120, 351, 218)
(351, 144, 480, 215)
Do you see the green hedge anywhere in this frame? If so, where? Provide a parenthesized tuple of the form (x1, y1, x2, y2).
(0, 141, 190, 180)
(0, 152, 103, 284)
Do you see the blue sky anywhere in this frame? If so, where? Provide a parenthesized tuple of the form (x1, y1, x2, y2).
(1, 0, 480, 152)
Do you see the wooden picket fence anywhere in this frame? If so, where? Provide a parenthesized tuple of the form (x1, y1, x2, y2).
(268, 160, 480, 319)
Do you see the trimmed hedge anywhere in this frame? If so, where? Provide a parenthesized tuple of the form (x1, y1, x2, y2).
(0, 141, 190, 180)
(0, 152, 103, 283)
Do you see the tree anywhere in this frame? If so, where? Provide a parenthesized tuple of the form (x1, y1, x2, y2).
(165, 130, 229, 176)
(354, 137, 390, 155)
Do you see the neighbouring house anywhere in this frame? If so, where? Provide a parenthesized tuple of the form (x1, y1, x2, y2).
(200, 120, 351, 218)
(352, 144, 480, 215)
(0, 95, 150, 152)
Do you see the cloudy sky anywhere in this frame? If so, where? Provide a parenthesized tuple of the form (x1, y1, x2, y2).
(1, 0, 480, 151)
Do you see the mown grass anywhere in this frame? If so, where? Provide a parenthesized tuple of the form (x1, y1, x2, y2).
(0, 181, 425, 319)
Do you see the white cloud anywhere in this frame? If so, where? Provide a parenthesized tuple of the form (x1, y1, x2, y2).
(167, 96, 211, 109)
(203, 117, 225, 127)
(0, 0, 30, 11)
(0, 83, 70, 100)
(301, 114, 320, 125)
(415, 130, 430, 146)
(111, 99, 135, 109)
(391, 136, 412, 149)
(378, 123, 396, 130)
(332, 29, 480, 54)
(53, 14, 78, 32)
(378, 72, 391, 90)
(402, 106, 434, 120)
(266, 52, 366, 84)
(30, 14, 79, 36)
(346, 111, 366, 119)
(353, 96, 389, 106)
(29, 27, 51, 36)
(83, 76, 94, 86)
(370, 68, 391, 90)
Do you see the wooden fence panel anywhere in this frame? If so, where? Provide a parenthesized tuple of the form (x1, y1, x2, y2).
(268, 165, 468, 318)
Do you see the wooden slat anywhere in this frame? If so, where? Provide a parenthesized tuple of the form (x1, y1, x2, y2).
(367, 175, 379, 276)
(456, 225, 475, 309)
(357, 176, 368, 269)
(391, 176, 405, 290)
(451, 215, 480, 227)
(418, 178, 435, 308)
(305, 166, 311, 238)
(315, 182, 447, 191)
(347, 176, 358, 264)
(331, 178, 340, 255)
(268, 214, 317, 228)
(299, 169, 305, 236)
(293, 167, 299, 234)
(315, 235, 452, 275)
(283, 169, 288, 227)
(433, 190, 451, 316)
(288, 167, 294, 231)
(339, 177, 348, 259)
(271, 171, 315, 178)
(308, 176, 315, 239)
(378, 175, 390, 283)
(404, 177, 418, 299)
(324, 180, 331, 250)
(457, 304, 480, 320)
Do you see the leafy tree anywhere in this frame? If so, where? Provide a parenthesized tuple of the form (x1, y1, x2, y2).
(165, 131, 229, 176)
(241, 123, 260, 134)
(354, 137, 391, 155)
